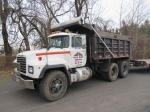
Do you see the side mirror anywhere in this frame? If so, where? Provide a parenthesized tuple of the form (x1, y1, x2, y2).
(81, 35, 86, 49)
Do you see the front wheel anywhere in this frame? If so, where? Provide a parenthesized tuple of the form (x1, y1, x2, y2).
(39, 70, 68, 101)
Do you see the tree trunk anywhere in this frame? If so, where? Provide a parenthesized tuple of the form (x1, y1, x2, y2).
(24, 37, 30, 51)
(0, 0, 12, 56)
(2, 21, 12, 56)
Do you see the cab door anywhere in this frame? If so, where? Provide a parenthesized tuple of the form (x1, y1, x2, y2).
(70, 35, 86, 68)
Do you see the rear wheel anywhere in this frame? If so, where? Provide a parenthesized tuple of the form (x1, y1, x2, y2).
(118, 61, 129, 78)
(39, 70, 68, 101)
(105, 63, 119, 82)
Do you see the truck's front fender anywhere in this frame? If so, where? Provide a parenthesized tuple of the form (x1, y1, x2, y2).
(39, 64, 72, 85)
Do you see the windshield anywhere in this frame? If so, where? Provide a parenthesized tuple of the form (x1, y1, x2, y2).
(49, 35, 69, 48)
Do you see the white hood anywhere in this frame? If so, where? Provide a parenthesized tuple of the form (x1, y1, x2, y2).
(17, 49, 46, 57)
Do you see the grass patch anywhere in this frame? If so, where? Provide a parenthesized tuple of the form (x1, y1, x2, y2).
(0, 54, 5, 56)
(0, 71, 12, 82)
(0, 54, 16, 56)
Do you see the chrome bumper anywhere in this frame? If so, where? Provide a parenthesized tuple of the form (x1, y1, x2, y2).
(12, 63, 34, 89)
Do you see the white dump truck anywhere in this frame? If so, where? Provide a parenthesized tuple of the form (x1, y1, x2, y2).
(12, 17, 133, 101)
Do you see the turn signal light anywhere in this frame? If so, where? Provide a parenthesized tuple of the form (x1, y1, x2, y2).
(51, 32, 56, 34)
(51, 31, 60, 34)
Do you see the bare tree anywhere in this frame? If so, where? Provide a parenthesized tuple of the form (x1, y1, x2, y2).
(120, 0, 149, 59)
(130, 0, 149, 59)
(0, 0, 12, 56)
(20, 0, 72, 46)
(94, 17, 114, 32)
(120, 20, 129, 35)
(116, 0, 129, 34)
(69, 0, 98, 18)
(11, 0, 35, 51)
(74, 0, 87, 17)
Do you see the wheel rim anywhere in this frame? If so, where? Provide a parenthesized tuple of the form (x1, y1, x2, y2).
(111, 67, 116, 77)
(49, 78, 62, 94)
(123, 65, 127, 74)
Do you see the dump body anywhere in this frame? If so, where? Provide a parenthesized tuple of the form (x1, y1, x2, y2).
(91, 31, 131, 60)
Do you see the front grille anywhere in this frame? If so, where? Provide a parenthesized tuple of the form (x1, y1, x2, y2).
(17, 57, 26, 73)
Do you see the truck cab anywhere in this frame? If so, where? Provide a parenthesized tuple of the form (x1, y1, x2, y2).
(47, 32, 87, 68)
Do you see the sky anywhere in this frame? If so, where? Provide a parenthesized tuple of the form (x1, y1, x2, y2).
(99, 0, 150, 27)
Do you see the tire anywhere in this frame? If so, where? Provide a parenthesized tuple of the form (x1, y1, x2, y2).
(39, 70, 68, 101)
(106, 63, 119, 82)
(118, 61, 129, 78)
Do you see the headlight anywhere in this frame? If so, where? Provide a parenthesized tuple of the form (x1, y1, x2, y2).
(28, 66, 34, 74)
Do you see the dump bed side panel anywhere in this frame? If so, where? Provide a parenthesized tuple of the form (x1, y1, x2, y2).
(92, 36, 131, 60)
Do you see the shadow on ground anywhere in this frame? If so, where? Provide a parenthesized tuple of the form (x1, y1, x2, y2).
(129, 67, 150, 74)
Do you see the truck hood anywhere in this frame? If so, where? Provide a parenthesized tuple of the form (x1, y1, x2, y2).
(17, 49, 46, 57)
(16, 48, 69, 69)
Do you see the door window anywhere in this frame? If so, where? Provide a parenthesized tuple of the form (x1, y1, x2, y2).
(72, 37, 82, 48)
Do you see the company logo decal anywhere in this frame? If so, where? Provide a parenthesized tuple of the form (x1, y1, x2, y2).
(73, 52, 83, 64)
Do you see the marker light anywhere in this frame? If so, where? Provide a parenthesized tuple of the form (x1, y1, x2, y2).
(38, 57, 42, 61)
(52, 32, 55, 34)
(65, 29, 69, 33)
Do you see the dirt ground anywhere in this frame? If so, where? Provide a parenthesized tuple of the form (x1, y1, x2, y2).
(0, 56, 15, 82)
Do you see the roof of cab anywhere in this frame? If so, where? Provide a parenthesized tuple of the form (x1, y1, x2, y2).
(48, 32, 79, 38)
